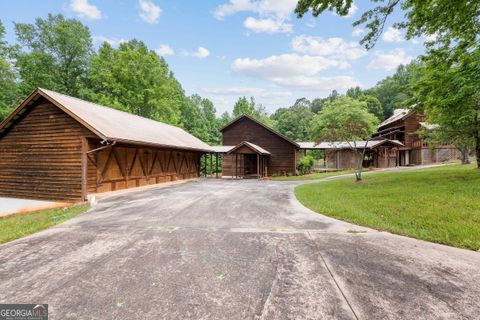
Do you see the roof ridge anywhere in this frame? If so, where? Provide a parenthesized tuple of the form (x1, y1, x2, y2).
(38, 88, 184, 131)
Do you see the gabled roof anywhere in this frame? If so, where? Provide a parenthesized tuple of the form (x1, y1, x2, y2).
(227, 141, 271, 155)
(0, 88, 213, 152)
(298, 139, 404, 150)
(211, 145, 235, 153)
(220, 114, 300, 148)
(379, 108, 412, 129)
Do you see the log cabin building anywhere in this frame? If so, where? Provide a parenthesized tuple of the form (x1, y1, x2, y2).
(0, 88, 213, 201)
(301, 108, 458, 170)
(373, 109, 457, 166)
(214, 115, 302, 178)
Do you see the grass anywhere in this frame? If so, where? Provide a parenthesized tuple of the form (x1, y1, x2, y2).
(295, 164, 480, 250)
(0, 204, 90, 245)
(271, 170, 353, 181)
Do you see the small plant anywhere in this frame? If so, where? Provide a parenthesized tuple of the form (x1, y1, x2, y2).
(297, 155, 315, 175)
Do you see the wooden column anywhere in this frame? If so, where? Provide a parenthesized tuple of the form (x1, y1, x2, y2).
(209, 153, 213, 177)
(235, 153, 238, 179)
(81, 137, 88, 201)
(216, 153, 219, 178)
(257, 153, 260, 180)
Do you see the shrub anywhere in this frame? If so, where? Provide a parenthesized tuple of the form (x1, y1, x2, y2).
(297, 156, 315, 175)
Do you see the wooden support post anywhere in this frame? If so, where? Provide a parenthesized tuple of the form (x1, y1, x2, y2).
(198, 154, 201, 177)
(81, 137, 88, 201)
(210, 153, 213, 177)
(216, 153, 219, 179)
(336, 151, 340, 170)
(257, 154, 260, 180)
(235, 153, 238, 179)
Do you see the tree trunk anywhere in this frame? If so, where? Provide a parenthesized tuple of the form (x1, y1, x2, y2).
(460, 148, 471, 164)
(476, 135, 480, 169)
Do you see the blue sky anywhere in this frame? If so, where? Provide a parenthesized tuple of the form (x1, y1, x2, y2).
(1, 0, 429, 115)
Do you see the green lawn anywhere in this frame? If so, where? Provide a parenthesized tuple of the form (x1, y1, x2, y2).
(295, 164, 480, 250)
(271, 170, 353, 181)
(0, 205, 90, 244)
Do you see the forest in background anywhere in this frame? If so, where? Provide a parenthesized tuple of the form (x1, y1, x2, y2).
(0, 14, 416, 146)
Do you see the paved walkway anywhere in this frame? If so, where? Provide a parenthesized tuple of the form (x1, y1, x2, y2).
(0, 172, 479, 319)
(0, 197, 64, 217)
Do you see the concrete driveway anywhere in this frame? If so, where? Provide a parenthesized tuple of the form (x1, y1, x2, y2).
(1, 178, 479, 319)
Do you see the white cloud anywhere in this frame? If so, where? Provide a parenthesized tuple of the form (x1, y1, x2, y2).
(232, 54, 349, 78)
(69, 0, 102, 20)
(214, 0, 297, 33)
(270, 75, 358, 91)
(382, 26, 403, 42)
(244, 17, 292, 33)
(332, 1, 358, 18)
(203, 86, 264, 95)
(352, 28, 364, 37)
(92, 36, 127, 46)
(231, 54, 357, 90)
(202, 86, 292, 98)
(155, 44, 174, 56)
(138, 0, 161, 24)
(213, 0, 297, 19)
(344, 2, 358, 18)
(291, 35, 367, 60)
(306, 20, 316, 28)
(184, 47, 210, 59)
(368, 49, 413, 71)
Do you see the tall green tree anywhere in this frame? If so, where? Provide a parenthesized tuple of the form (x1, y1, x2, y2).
(84, 40, 183, 125)
(295, 0, 480, 50)
(358, 94, 383, 120)
(0, 20, 19, 122)
(310, 96, 379, 181)
(232, 96, 271, 125)
(366, 63, 418, 119)
(180, 94, 221, 145)
(346, 86, 384, 120)
(411, 48, 480, 168)
(273, 100, 315, 141)
(14, 14, 92, 96)
(232, 96, 256, 118)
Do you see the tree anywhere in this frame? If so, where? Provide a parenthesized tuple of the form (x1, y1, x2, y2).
(292, 97, 311, 109)
(84, 40, 183, 125)
(232, 96, 271, 125)
(180, 94, 221, 145)
(310, 96, 379, 181)
(0, 20, 19, 122)
(295, 0, 480, 50)
(410, 48, 480, 168)
(14, 14, 92, 96)
(366, 63, 418, 119)
(273, 102, 315, 141)
(232, 96, 256, 118)
(358, 94, 383, 120)
(311, 98, 324, 113)
(346, 86, 362, 99)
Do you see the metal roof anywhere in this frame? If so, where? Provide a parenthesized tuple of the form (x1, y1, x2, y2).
(298, 140, 404, 150)
(0, 88, 214, 152)
(379, 108, 411, 128)
(211, 145, 235, 153)
(227, 141, 271, 155)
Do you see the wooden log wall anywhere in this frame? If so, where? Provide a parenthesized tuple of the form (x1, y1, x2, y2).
(0, 100, 95, 201)
(89, 145, 201, 193)
(221, 117, 297, 176)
